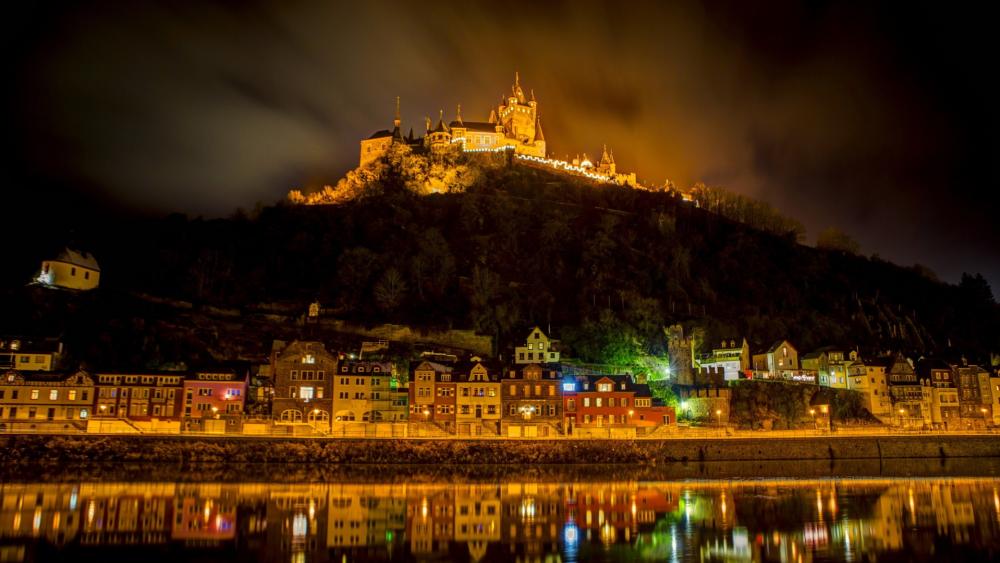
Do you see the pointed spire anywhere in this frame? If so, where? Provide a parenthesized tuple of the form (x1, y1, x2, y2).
(407, 127, 414, 142)
(535, 115, 545, 142)
(512, 71, 525, 103)
(391, 96, 402, 141)
(531, 88, 536, 102)
(456, 103, 463, 125)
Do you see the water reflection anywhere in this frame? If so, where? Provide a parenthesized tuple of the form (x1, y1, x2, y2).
(2, 477, 1000, 561)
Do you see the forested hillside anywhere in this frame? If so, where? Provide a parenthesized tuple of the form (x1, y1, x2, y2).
(4, 154, 998, 367)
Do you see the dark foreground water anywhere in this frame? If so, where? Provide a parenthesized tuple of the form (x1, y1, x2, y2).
(2, 460, 1000, 562)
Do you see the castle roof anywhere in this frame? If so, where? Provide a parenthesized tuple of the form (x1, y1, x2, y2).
(367, 129, 393, 140)
(535, 117, 545, 142)
(432, 115, 449, 134)
(450, 120, 496, 132)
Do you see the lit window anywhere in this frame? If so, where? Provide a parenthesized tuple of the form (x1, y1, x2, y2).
(303, 354, 315, 364)
(30, 389, 39, 400)
(49, 390, 58, 400)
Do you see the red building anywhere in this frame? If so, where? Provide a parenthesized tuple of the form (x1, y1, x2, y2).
(182, 367, 249, 431)
(562, 375, 674, 433)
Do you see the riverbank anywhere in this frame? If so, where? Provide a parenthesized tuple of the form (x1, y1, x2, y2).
(3, 433, 1000, 466)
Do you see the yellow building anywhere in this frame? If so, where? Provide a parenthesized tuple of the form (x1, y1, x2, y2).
(0, 370, 95, 430)
(849, 357, 892, 419)
(332, 360, 397, 423)
(36, 248, 100, 291)
(455, 358, 501, 436)
(0, 337, 63, 372)
(514, 326, 560, 364)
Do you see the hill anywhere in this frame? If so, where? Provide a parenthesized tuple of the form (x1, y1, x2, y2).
(2, 153, 998, 368)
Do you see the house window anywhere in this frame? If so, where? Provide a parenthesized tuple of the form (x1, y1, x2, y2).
(30, 389, 39, 400)
(49, 389, 58, 400)
(510, 385, 517, 396)
(583, 398, 590, 407)
(303, 354, 315, 364)
(596, 398, 602, 407)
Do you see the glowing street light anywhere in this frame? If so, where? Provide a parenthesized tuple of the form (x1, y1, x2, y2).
(716, 409, 722, 427)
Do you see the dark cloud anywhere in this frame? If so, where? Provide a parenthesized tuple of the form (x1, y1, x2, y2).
(8, 0, 999, 289)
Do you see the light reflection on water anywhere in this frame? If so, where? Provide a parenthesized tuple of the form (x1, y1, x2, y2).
(1, 476, 1000, 561)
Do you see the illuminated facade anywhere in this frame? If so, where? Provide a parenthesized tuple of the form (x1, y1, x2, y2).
(514, 326, 560, 364)
(360, 73, 545, 167)
(0, 337, 63, 372)
(0, 370, 94, 430)
(500, 364, 563, 437)
(35, 248, 101, 291)
(271, 340, 336, 431)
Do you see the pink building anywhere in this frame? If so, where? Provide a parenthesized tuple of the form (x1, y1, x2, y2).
(182, 367, 249, 431)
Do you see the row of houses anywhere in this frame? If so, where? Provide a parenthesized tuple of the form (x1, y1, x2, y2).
(684, 333, 999, 429)
(0, 366, 248, 433)
(0, 328, 675, 436)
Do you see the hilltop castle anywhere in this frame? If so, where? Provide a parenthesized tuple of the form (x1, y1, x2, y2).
(360, 72, 550, 166)
(359, 72, 636, 187)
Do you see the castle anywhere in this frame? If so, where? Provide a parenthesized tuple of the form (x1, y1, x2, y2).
(359, 73, 638, 187)
(360, 72, 547, 166)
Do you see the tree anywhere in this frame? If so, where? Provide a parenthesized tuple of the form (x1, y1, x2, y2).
(373, 268, 407, 313)
(816, 227, 861, 254)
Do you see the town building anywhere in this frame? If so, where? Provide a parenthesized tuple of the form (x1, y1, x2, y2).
(0, 369, 94, 430)
(35, 248, 101, 291)
(698, 339, 750, 381)
(332, 360, 403, 423)
(271, 340, 336, 432)
(514, 326, 560, 365)
(500, 363, 562, 437)
(408, 360, 456, 430)
(751, 340, 800, 380)
(562, 375, 673, 434)
(955, 363, 992, 428)
(0, 336, 63, 372)
(850, 356, 891, 419)
(802, 347, 851, 388)
(182, 367, 249, 432)
(92, 370, 185, 429)
(453, 357, 502, 436)
(883, 354, 930, 427)
(990, 371, 1000, 425)
(917, 358, 961, 429)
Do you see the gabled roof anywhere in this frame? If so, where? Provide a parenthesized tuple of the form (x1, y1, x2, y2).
(367, 129, 393, 140)
(410, 360, 453, 375)
(766, 340, 793, 354)
(53, 248, 100, 271)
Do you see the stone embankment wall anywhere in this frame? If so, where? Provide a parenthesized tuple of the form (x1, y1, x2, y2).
(3, 434, 1000, 465)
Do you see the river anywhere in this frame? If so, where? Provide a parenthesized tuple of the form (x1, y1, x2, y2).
(2, 460, 1000, 561)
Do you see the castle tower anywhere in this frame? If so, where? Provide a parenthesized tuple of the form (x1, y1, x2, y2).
(666, 324, 695, 386)
(598, 144, 616, 175)
(499, 71, 537, 146)
(391, 96, 403, 142)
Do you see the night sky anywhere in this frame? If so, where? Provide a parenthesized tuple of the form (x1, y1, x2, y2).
(7, 0, 999, 290)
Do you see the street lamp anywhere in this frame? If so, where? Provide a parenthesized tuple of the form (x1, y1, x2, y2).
(716, 409, 722, 427)
(211, 406, 219, 419)
(898, 408, 906, 428)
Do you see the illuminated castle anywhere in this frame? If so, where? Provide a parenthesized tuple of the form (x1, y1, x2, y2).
(360, 72, 546, 166)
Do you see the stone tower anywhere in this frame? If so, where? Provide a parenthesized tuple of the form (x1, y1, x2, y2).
(666, 324, 695, 386)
